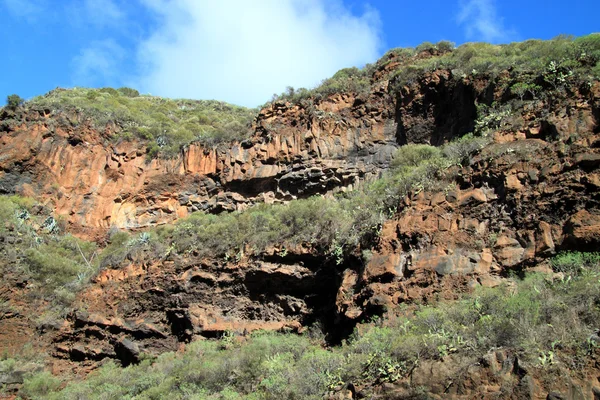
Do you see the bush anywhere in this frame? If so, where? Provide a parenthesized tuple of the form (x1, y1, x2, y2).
(117, 87, 140, 97)
(170, 196, 363, 261)
(573, 33, 600, 66)
(551, 251, 600, 276)
(6, 94, 24, 110)
(24, 235, 97, 292)
(27, 88, 257, 158)
(436, 40, 455, 52)
(442, 133, 491, 166)
(390, 34, 600, 91)
(391, 144, 443, 170)
(511, 82, 542, 100)
(20, 371, 62, 399)
(0, 195, 99, 307)
(415, 41, 436, 53)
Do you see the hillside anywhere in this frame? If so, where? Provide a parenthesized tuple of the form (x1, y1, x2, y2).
(1, 34, 600, 399)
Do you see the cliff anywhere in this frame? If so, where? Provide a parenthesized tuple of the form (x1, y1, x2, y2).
(2, 35, 600, 399)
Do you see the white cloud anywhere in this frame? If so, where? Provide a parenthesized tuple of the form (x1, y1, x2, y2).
(134, 0, 382, 107)
(76, 0, 125, 27)
(457, 0, 516, 43)
(1, 0, 45, 20)
(71, 39, 126, 87)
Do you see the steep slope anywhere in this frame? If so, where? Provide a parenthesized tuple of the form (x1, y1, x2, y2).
(0, 84, 396, 237)
(1, 35, 600, 399)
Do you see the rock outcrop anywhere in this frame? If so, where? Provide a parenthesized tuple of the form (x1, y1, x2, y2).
(0, 88, 397, 235)
(1, 46, 600, 398)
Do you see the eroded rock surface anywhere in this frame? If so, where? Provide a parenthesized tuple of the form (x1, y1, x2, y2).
(2, 49, 600, 398)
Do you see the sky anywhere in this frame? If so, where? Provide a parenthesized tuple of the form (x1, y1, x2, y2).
(0, 0, 598, 107)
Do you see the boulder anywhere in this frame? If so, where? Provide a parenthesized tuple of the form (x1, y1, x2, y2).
(494, 236, 524, 267)
(114, 338, 140, 366)
(536, 221, 556, 255)
(563, 210, 600, 250)
(363, 253, 405, 282)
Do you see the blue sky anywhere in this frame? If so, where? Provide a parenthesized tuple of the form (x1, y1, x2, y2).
(1, 0, 598, 107)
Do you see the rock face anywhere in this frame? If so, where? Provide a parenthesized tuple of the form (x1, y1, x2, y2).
(2, 49, 600, 398)
(0, 89, 397, 234)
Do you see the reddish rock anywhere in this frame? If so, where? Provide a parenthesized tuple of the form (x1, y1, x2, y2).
(536, 221, 556, 255)
(505, 174, 524, 191)
(564, 210, 600, 250)
(493, 236, 524, 267)
(363, 253, 405, 283)
(459, 188, 487, 206)
(411, 247, 492, 276)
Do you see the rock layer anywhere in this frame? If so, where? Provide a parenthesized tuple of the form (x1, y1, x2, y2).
(0, 90, 397, 233)
(2, 50, 600, 398)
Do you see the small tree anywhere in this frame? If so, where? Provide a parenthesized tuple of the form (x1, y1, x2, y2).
(436, 40, 455, 53)
(511, 82, 542, 100)
(6, 94, 24, 110)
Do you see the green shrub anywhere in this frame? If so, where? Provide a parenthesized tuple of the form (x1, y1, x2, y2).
(20, 371, 62, 399)
(390, 34, 600, 91)
(442, 133, 491, 165)
(6, 94, 24, 110)
(511, 82, 542, 100)
(551, 251, 600, 276)
(391, 144, 443, 170)
(436, 40, 455, 52)
(573, 33, 600, 66)
(0, 195, 100, 307)
(117, 87, 140, 97)
(27, 88, 257, 158)
(24, 235, 97, 291)
(474, 103, 511, 135)
(415, 42, 436, 53)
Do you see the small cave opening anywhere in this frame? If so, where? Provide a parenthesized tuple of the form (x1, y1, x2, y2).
(166, 309, 194, 342)
(223, 177, 278, 197)
(242, 255, 370, 345)
(394, 81, 478, 146)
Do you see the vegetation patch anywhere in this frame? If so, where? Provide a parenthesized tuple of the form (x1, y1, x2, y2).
(269, 34, 600, 109)
(14, 252, 600, 399)
(0, 196, 97, 309)
(20, 88, 257, 158)
(96, 135, 488, 268)
(390, 34, 600, 92)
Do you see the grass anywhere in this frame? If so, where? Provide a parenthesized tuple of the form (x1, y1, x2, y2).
(15, 252, 600, 399)
(23, 87, 257, 158)
(390, 34, 600, 92)
(268, 34, 600, 109)
(95, 135, 489, 269)
(0, 196, 98, 308)
(0, 134, 488, 313)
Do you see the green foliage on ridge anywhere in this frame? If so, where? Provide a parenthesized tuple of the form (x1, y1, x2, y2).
(24, 87, 257, 158)
(391, 33, 600, 89)
(272, 34, 600, 107)
(5, 94, 24, 110)
(5, 35, 598, 161)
